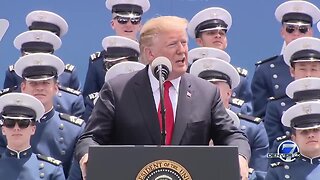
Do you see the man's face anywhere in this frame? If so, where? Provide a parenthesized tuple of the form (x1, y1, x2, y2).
(281, 23, 313, 45)
(147, 28, 189, 80)
(292, 127, 320, 158)
(211, 81, 232, 108)
(290, 62, 320, 79)
(111, 16, 141, 40)
(196, 29, 228, 50)
(21, 79, 58, 108)
(2, 120, 35, 150)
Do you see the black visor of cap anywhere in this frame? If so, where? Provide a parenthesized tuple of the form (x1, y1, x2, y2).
(22, 66, 58, 79)
(195, 19, 228, 38)
(198, 70, 232, 88)
(2, 106, 36, 120)
(282, 12, 313, 26)
(104, 47, 139, 59)
(291, 114, 320, 128)
(21, 42, 54, 54)
(293, 90, 320, 102)
(290, 49, 320, 64)
(112, 4, 143, 15)
(29, 21, 61, 37)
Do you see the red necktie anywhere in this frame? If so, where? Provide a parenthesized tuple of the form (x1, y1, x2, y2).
(158, 81, 174, 145)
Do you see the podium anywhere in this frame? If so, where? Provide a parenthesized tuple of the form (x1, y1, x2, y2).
(87, 145, 240, 180)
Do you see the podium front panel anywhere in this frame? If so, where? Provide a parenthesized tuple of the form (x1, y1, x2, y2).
(87, 145, 240, 180)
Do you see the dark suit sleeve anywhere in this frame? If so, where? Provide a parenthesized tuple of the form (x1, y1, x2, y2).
(210, 87, 251, 160)
(75, 82, 115, 162)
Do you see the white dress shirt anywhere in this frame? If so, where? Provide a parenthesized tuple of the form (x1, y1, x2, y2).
(148, 66, 180, 121)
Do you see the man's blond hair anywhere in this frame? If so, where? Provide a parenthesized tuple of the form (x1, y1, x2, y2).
(139, 16, 188, 63)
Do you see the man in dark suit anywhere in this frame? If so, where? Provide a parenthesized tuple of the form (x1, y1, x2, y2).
(75, 15, 250, 180)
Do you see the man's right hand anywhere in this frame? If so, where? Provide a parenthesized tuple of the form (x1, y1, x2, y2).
(80, 153, 89, 180)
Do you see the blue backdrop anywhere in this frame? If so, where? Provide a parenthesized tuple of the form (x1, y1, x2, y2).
(0, 0, 319, 88)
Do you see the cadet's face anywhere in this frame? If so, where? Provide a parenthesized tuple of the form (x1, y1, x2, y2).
(211, 81, 231, 108)
(290, 62, 320, 79)
(196, 29, 228, 50)
(2, 122, 35, 150)
(21, 79, 58, 109)
(147, 28, 188, 80)
(111, 17, 141, 41)
(281, 24, 313, 45)
(292, 128, 320, 158)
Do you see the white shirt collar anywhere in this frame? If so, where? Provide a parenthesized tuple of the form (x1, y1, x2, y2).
(148, 65, 181, 93)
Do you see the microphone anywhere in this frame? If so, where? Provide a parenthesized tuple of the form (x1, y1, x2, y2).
(151, 57, 172, 145)
(151, 56, 172, 81)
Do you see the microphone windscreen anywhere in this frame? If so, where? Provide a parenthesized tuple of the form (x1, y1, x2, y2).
(151, 56, 172, 74)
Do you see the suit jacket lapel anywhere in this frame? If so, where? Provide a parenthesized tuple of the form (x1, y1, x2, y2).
(171, 74, 192, 145)
(133, 66, 161, 144)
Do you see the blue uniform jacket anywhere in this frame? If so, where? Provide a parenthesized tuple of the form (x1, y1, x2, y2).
(82, 92, 99, 122)
(83, 51, 106, 98)
(0, 148, 65, 180)
(251, 55, 294, 118)
(237, 113, 269, 175)
(0, 85, 85, 117)
(264, 96, 294, 148)
(229, 97, 253, 115)
(232, 67, 252, 103)
(55, 85, 85, 117)
(0, 109, 85, 178)
(3, 64, 81, 90)
(265, 155, 320, 180)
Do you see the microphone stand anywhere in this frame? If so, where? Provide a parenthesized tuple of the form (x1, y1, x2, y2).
(158, 65, 166, 145)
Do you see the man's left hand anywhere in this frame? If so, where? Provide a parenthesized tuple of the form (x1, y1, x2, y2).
(238, 155, 249, 180)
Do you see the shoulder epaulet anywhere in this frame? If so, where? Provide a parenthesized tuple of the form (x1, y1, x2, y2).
(90, 51, 102, 61)
(37, 154, 62, 166)
(0, 86, 17, 96)
(230, 97, 244, 107)
(9, 65, 14, 72)
(64, 64, 75, 72)
(58, 85, 81, 96)
(237, 113, 262, 124)
(59, 113, 84, 126)
(255, 55, 279, 66)
(276, 135, 290, 142)
(270, 162, 284, 168)
(88, 92, 99, 100)
(236, 67, 248, 77)
(268, 95, 287, 101)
